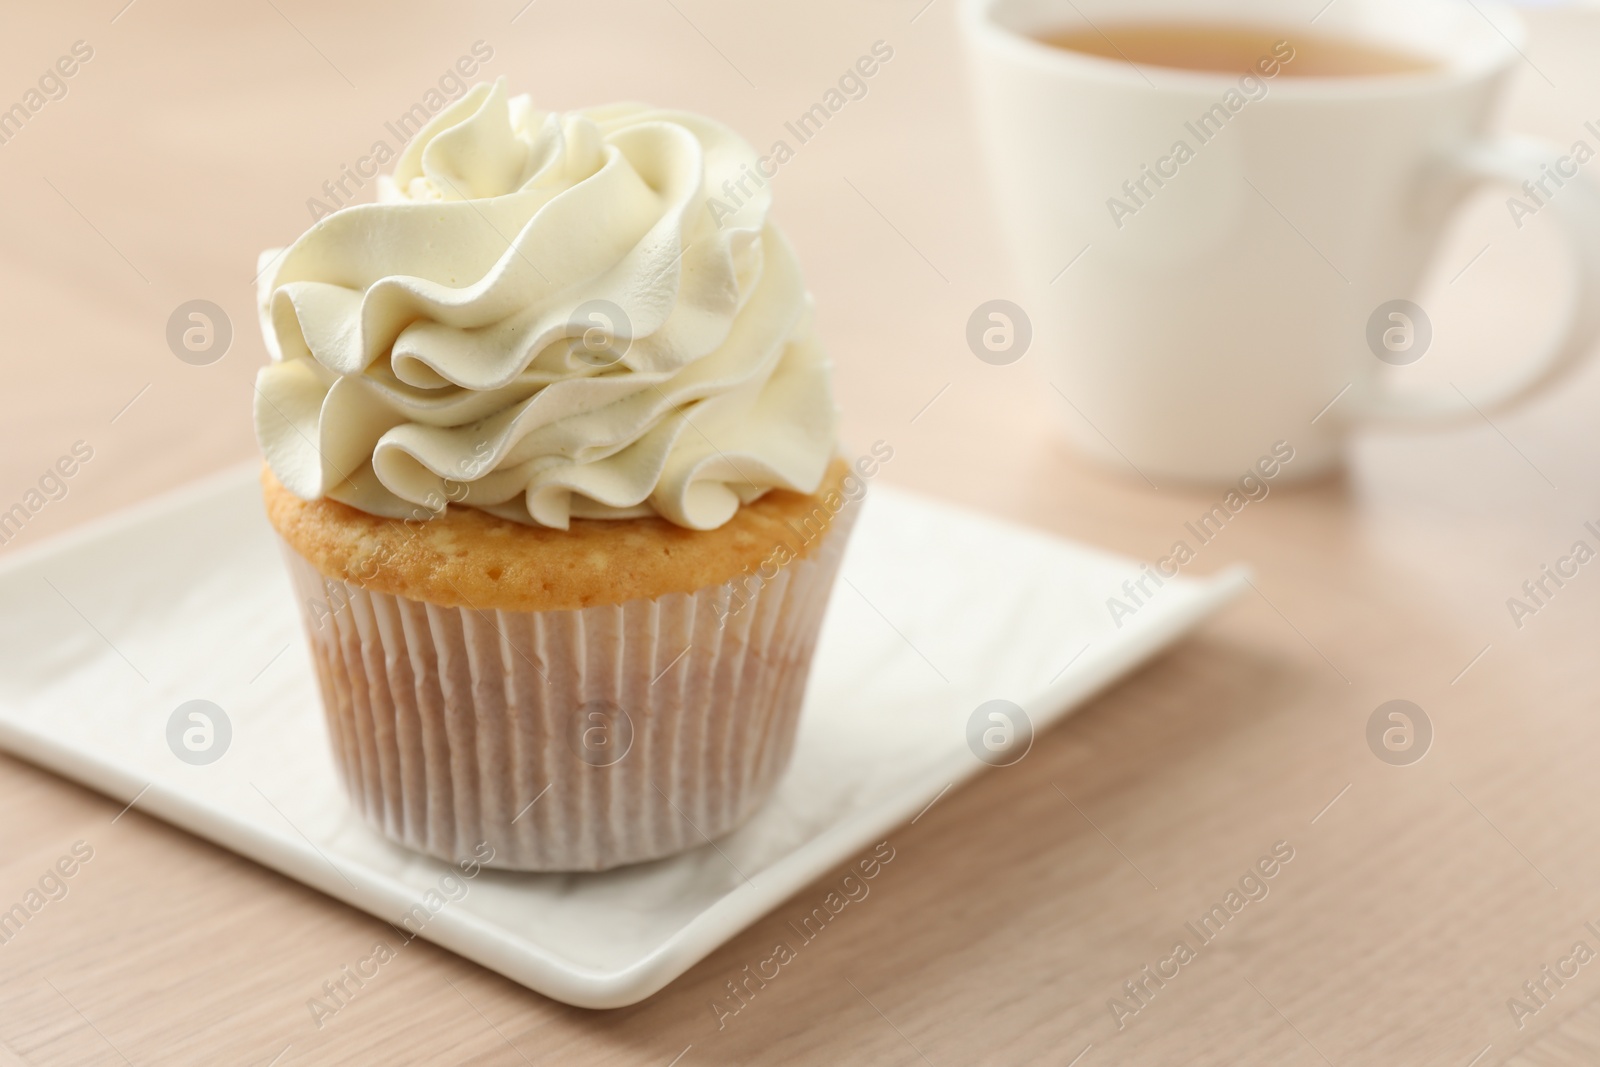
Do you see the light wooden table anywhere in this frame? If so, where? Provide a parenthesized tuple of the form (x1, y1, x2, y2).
(4, 1, 1600, 1063)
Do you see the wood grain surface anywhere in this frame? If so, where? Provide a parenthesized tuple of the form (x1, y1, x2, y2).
(3, 1, 1600, 1064)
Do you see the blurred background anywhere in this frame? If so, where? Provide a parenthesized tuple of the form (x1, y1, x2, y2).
(6, 0, 1600, 1064)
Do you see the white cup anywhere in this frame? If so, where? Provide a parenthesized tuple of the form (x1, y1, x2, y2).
(962, 0, 1600, 484)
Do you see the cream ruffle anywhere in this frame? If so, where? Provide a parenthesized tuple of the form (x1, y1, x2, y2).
(255, 80, 837, 530)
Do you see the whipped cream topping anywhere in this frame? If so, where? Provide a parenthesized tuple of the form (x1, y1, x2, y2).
(254, 79, 837, 530)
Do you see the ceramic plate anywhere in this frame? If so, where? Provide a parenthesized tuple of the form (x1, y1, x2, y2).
(0, 467, 1244, 1008)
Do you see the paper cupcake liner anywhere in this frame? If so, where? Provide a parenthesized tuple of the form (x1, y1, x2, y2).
(279, 500, 857, 872)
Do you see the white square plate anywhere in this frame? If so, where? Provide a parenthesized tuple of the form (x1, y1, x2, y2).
(0, 467, 1243, 1008)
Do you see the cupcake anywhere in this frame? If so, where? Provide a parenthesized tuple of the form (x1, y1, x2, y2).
(254, 79, 856, 871)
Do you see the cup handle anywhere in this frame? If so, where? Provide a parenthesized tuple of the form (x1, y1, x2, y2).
(1355, 135, 1600, 424)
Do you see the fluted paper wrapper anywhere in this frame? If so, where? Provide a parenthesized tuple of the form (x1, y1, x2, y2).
(279, 503, 857, 872)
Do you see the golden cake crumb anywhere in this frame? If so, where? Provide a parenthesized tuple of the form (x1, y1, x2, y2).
(262, 459, 854, 613)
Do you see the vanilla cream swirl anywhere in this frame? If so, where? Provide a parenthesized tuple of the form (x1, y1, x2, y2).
(253, 79, 837, 530)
